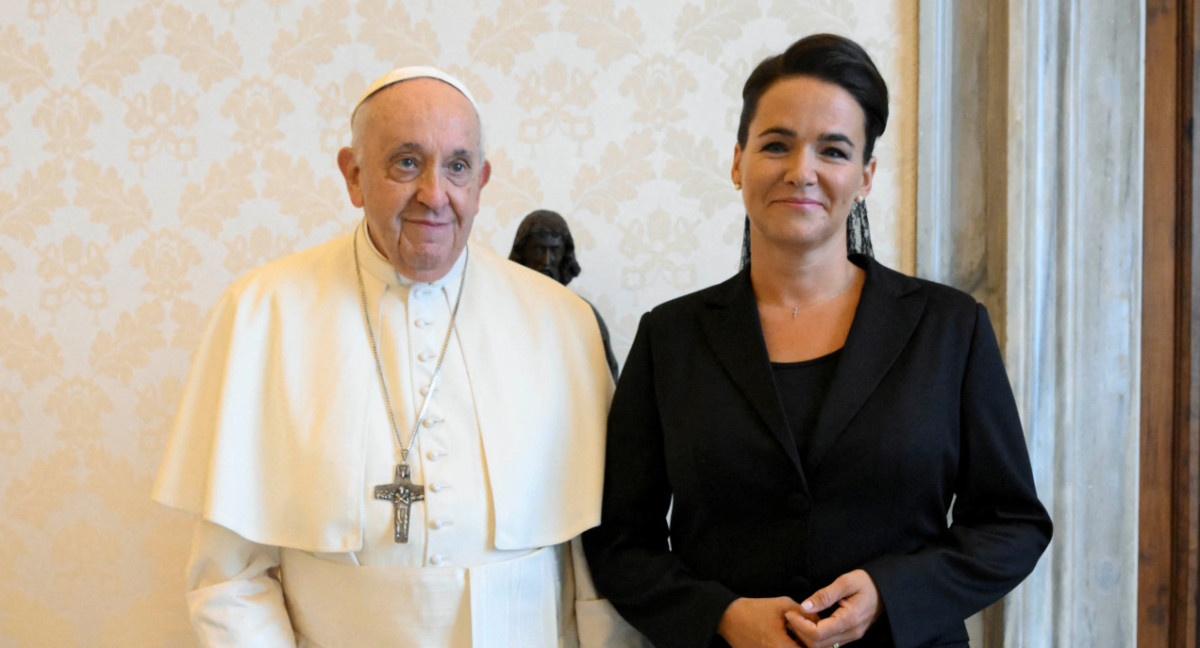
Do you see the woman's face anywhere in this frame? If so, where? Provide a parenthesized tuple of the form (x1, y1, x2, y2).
(732, 75, 875, 258)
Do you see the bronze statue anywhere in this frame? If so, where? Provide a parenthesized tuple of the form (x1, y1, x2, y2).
(510, 210, 619, 378)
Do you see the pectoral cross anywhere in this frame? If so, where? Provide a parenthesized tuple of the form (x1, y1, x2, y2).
(374, 463, 424, 543)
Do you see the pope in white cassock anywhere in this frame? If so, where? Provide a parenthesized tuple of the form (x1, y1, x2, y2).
(152, 67, 645, 647)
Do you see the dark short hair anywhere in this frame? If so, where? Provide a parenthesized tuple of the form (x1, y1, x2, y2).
(508, 209, 582, 285)
(737, 34, 889, 160)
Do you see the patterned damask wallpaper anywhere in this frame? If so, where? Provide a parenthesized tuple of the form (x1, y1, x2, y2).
(0, 0, 916, 645)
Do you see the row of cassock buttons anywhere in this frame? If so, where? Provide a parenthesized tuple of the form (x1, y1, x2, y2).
(427, 446, 451, 566)
(413, 286, 451, 567)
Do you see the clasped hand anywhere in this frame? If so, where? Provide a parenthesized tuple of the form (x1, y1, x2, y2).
(717, 569, 881, 648)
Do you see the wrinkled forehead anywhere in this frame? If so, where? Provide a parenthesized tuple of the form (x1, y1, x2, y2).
(359, 80, 479, 137)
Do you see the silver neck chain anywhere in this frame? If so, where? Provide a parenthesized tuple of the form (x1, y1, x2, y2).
(353, 225, 467, 462)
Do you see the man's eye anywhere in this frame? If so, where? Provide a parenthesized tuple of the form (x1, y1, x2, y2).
(397, 158, 416, 168)
(449, 161, 468, 173)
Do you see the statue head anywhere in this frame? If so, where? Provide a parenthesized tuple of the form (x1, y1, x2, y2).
(509, 209, 581, 285)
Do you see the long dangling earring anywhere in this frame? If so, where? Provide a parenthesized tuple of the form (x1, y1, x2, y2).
(846, 197, 874, 258)
(735, 180, 750, 270)
(739, 215, 751, 270)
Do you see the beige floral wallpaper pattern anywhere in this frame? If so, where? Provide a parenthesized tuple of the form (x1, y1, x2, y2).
(0, 0, 916, 644)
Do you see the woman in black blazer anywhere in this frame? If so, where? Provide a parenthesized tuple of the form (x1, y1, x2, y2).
(582, 34, 1052, 648)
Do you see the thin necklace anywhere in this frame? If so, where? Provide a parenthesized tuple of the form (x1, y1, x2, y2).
(353, 223, 467, 543)
(783, 276, 856, 319)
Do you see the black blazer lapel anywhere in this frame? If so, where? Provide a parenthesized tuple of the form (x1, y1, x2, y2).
(807, 256, 927, 470)
(699, 270, 807, 486)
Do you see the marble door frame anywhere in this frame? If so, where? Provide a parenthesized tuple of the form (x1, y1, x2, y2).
(918, 0, 1146, 645)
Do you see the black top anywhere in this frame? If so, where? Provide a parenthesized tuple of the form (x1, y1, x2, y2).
(771, 349, 842, 465)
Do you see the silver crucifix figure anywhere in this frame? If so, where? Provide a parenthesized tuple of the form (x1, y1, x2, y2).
(374, 463, 425, 543)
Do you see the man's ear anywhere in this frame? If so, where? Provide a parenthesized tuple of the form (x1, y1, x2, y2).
(337, 147, 364, 208)
(478, 159, 492, 189)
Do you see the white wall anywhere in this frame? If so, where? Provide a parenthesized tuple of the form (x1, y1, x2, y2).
(0, 0, 917, 644)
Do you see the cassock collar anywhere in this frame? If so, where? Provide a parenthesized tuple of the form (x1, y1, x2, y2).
(357, 220, 468, 295)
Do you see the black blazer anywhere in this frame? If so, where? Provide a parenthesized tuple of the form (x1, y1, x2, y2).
(582, 256, 1052, 648)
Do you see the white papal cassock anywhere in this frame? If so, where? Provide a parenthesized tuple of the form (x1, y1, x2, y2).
(153, 224, 644, 647)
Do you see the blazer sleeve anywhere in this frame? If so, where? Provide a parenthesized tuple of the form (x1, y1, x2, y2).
(581, 313, 739, 648)
(862, 304, 1052, 647)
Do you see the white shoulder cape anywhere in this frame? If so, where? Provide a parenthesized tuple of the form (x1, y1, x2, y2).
(152, 234, 613, 552)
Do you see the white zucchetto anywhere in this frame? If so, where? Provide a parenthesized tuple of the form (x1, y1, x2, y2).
(351, 66, 481, 124)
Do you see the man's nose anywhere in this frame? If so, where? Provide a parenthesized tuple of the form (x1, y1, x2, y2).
(415, 168, 450, 210)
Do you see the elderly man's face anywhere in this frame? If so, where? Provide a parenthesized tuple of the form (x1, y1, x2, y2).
(338, 78, 490, 282)
(520, 231, 566, 282)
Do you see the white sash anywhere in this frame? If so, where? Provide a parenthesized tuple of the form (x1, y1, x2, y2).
(281, 547, 564, 648)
